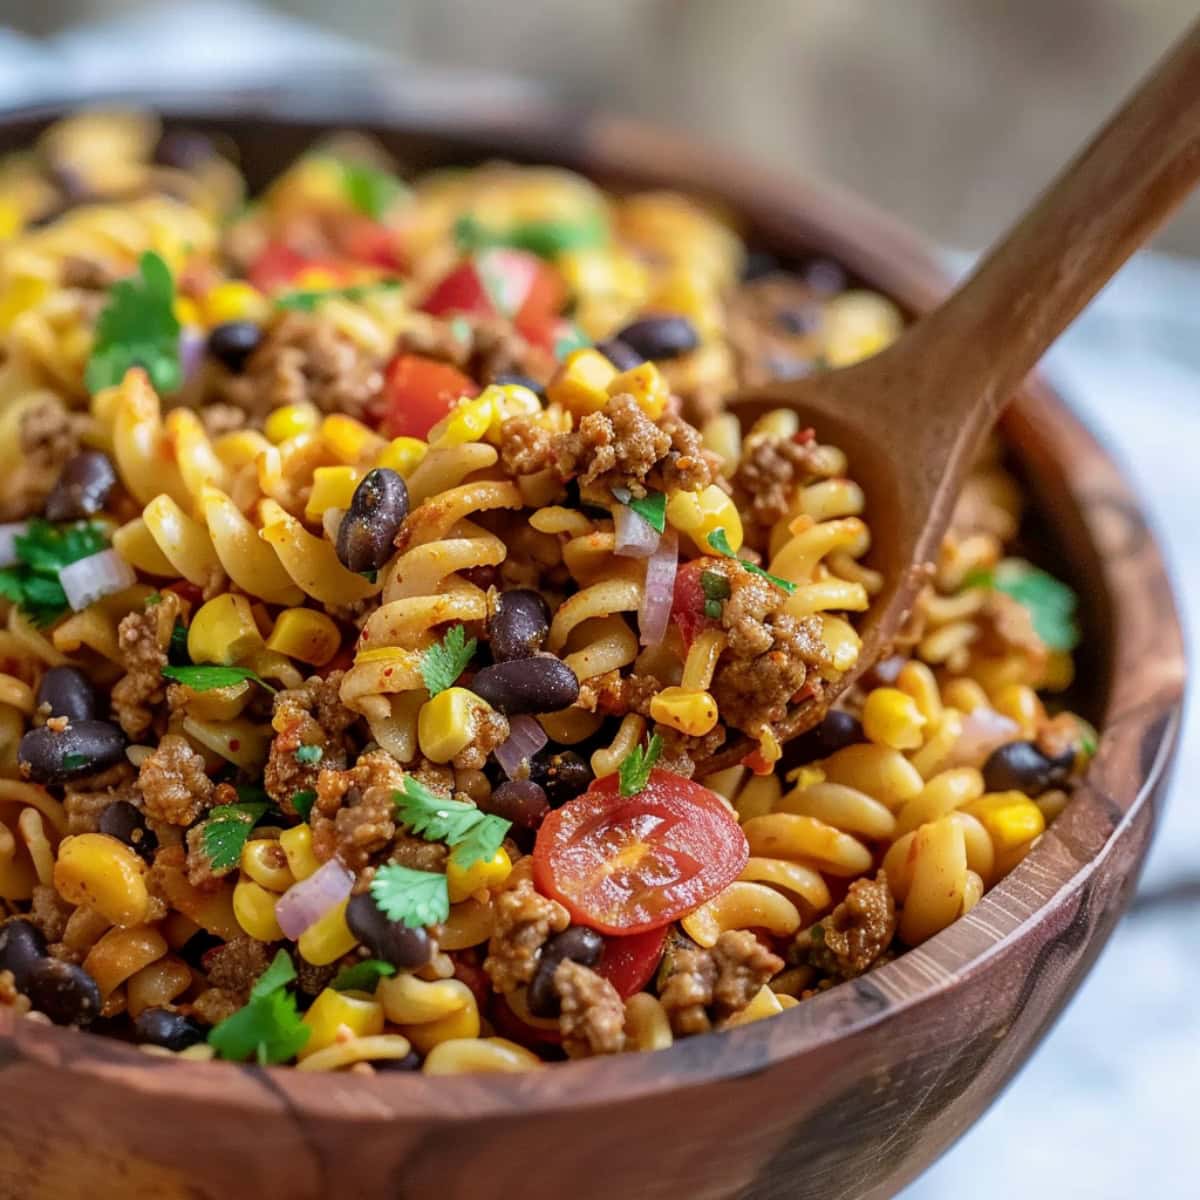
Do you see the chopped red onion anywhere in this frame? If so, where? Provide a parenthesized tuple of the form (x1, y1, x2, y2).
(59, 549, 136, 611)
(639, 528, 678, 646)
(946, 706, 1021, 768)
(494, 714, 549, 779)
(0, 522, 28, 569)
(613, 504, 660, 558)
(179, 327, 207, 382)
(275, 857, 355, 940)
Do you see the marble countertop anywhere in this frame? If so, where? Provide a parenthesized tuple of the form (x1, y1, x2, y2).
(3, 8, 1197, 1196)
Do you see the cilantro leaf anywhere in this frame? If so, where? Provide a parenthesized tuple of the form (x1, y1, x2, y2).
(394, 776, 511, 869)
(454, 211, 607, 259)
(419, 624, 477, 697)
(624, 490, 667, 534)
(553, 321, 590, 361)
(294, 744, 323, 765)
(291, 789, 317, 821)
(706, 528, 797, 594)
(0, 520, 111, 626)
(201, 801, 269, 872)
(161, 664, 276, 692)
(274, 279, 402, 312)
(208, 951, 310, 1064)
(332, 959, 397, 992)
(619, 733, 663, 797)
(369, 864, 450, 929)
(84, 251, 181, 396)
(168, 621, 191, 665)
(1078, 721, 1098, 758)
(339, 160, 407, 220)
(964, 560, 1080, 652)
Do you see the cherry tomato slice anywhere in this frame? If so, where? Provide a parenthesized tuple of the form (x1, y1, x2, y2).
(421, 249, 564, 327)
(671, 559, 721, 650)
(595, 926, 669, 998)
(532, 769, 748, 935)
(420, 260, 495, 320)
(380, 353, 479, 439)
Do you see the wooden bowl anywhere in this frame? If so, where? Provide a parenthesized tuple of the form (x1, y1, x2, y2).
(0, 87, 1185, 1200)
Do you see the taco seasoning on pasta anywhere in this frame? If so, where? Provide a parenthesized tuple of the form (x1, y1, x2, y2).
(0, 112, 1095, 1071)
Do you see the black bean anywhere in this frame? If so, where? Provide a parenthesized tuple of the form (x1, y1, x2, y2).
(153, 129, 218, 170)
(43, 451, 118, 522)
(471, 656, 579, 716)
(594, 337, 645, 372)
(527, 927, 604, 1017)
(346, 891, 434, 968)
(614, 316, 699, 362)
(374, 1050, 422, 1072)
(206, 321, 262, 373)
(336, 468, 409, 574)
(0, 919, 48, 991)
(489, 372, 545, 399)
(133, 1007, 208, 1051)
(982, 740, 1073, 797)
(741, 250, 781, 282)
(529, 751, 593, 806)
(18, 719, 126, 785)
(484, 779, 551, 830)
(23, 958, 101, 1026)
(488, 589, 551, 662)
(817, 710, 865, 754)
(98, 800, 158, 862)
(35, 666, 98, 723)
(803, 258, 847, 296)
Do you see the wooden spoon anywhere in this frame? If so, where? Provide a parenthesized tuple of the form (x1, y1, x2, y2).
(702, 20, 1200, 773)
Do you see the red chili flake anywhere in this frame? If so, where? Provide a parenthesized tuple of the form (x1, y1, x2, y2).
(793, 427, 816, 445)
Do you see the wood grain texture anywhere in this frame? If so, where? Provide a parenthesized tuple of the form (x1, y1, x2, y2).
(0, 91, 1185, 1200)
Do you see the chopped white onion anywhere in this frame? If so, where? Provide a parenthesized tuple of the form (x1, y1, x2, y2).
(275, 857, 355, 940)
(0, 522, 28, 569)
(639, 528, 678, 646)
(59, 548, 136, 611)
(613, 504, 660, 558)
(946, 706, 1020, 768)
(494, 714, 549, 779)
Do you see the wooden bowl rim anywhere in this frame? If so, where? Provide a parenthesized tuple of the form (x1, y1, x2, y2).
(0, 88, 1185, 1122)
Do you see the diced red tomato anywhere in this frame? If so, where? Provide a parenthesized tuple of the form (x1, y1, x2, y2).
(671, 559, 720, 650)
(247, 242, 320, 292)
(595, 926, 669, 998)
(532, 769, 749, 935)
(337, 216, 406, 272)
(421, 249, 564, 331)
(380, 353, 479, 439)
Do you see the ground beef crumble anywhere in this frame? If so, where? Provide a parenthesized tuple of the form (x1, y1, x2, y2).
(183, 782, 239, 887)
(553, 394, 671, 503)
(732, 431, 823, 535)
(63, 763, 138, 833)
(657, 930, 783, 1035)
(555, 959, 626, 1058)
(483, 876, 569, 995)
(654, 726, 727, 779)
(263, 671, 357, 807)
(452, 708, 510, 771)
(658, 941, 717, 1036)
(659, 411, 717, 493)
(204, 936, 272, 998)
(27, 884, 72, 943)
(712, 930, 784, 1014)
(0, 397, 85, 522)
(137, 734, 215, 826)
(804, 870, 896, 980)
(498, 415, 554, 476)
(111, 591, 184, 740)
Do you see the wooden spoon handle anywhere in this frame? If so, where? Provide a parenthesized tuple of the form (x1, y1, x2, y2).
(914, 18, 1200, 430)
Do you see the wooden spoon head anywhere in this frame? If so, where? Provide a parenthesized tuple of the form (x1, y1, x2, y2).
(700, 347, 952, 773)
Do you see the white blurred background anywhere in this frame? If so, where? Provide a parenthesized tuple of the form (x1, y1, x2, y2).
(2, 3, 1198, 1197)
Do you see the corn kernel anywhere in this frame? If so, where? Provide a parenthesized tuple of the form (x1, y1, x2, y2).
(418, 687, 494, 764)
(293, 266, 341, 291)
(484, 384, 543, 440)
(299, 987, 385, 1059)
(297, 898, 358, 965)
(823, 291, 903, 368)
(427, 392, 497, 448)
(965, 791, 1047, 851)
(265, 608, 342, 667)
(187, 593, 264, 665)
(375, 436, 428, 477)
(649, 686, 719, 737)
(240, 839, 295, 892)
(446, 846, 513, 903)
(53, 833, 149, 927)
(233, 876, 285, 942)
(0, 199, 23, 240)
(862, 687, 927, 750)
(0, 274, 48, 333)
(203, 281, 268, 326)
(265, 404, 321, 444)
(607, 361, 669, 419)
(666, 483, 743, 555)
(546, 349, 617, 416)
(321, 413, 384, 464)
(173, 296, 201, 327)
(304, 465, 364, 521)
(279, 823, 320, 881)
(992, 683, 1042, 738)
